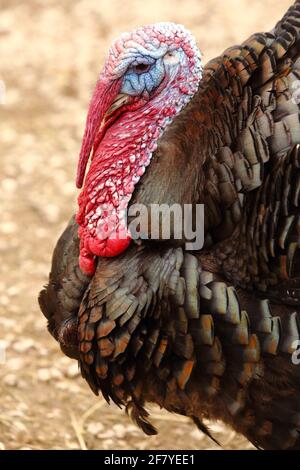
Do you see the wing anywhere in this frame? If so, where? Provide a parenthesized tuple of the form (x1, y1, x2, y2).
(197, 0, 300, 240)
(37, 212, 300, 449)
(79, 244, 300, 449)
(215, 144, 300, 304)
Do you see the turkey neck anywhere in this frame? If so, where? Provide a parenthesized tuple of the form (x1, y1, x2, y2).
(129, 95, 220, 243)
(76, 83, 196, 259)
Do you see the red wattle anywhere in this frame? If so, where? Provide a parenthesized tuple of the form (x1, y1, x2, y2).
(79, 248, 96, 276)
(88, 232, 132, 257)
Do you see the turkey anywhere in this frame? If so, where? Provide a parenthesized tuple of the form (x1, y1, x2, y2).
(39, 1, 300, 450)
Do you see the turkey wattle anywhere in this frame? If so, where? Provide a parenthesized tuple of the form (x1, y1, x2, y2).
(76, 23, 202, 274)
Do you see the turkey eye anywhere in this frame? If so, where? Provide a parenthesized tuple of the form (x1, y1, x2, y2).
(133, 63, 151, 74)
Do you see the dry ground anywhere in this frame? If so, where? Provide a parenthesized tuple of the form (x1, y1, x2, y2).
(0, 0, 292, 450)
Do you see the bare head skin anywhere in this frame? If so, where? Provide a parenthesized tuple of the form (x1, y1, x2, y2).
(76, 22, 202, 274)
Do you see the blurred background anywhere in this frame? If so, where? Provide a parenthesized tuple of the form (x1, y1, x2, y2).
(0, 0, 292, 450)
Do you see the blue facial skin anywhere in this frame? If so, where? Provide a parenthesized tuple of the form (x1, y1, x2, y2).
(120, 49, 185, 97)
(121, 57, 165, 96)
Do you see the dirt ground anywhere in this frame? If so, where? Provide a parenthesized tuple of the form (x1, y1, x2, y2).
(0, 0, 293, 451)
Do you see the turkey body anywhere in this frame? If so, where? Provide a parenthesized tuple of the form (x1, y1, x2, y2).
(40, 217, 300, 450)
(39, 1, 300, 450)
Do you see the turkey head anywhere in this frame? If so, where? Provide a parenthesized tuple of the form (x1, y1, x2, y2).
(75, 23, 202, 274)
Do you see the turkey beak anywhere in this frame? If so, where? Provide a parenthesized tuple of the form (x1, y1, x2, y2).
(104, 93, 131, 119)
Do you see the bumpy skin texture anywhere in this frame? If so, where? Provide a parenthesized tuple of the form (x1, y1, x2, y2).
(40, 1, 300, 450)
